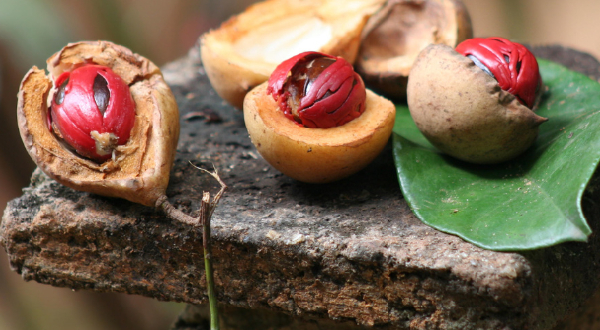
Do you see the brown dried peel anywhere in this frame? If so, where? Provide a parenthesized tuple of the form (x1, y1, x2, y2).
(407, 44, 547, 164)
(17, 41, 179, 206)
(357, 0, 473, 100)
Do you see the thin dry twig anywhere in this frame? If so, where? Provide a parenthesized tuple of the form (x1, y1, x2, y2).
(154, 195, 197, 225)
(155, 163, 227, 330)
(190, 163, 227, 330)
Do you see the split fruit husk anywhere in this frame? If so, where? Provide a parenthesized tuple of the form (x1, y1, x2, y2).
(356, 0, 473, 100)
(17, 41, 180, 206)
(244, 82, 396, 183)
(200, 0, 386, 109)
(406, 44, 547, 164)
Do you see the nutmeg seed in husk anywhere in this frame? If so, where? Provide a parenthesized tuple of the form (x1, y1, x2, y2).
(356, 0, 473, 100)
(406, 43, 547, 164)
(244, 82, 395, 183)
(17, 41, 179, 206)
(200, 0, 386, 109)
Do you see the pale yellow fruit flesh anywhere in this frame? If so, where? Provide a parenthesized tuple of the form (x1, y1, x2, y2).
(233, 16, 333, 65)
(407, 44, 547, 164)
(201, 0, 386, 109)
(243, 83, 395, 183)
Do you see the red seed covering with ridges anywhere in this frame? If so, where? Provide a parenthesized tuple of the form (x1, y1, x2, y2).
(455, 37, 542, 108)
(266, 51, 366, 128)
(50, 65, 135, 161)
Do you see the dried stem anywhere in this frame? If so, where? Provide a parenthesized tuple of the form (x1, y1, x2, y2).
(156, 164, 227, 330)
(155, 195, 197, 225)
(201, 192, 218, 330)
(199, 167, 227, 330)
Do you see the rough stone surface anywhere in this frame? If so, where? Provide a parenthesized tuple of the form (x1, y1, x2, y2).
(170, 304, 370, 330)
(2, 45, 600, 330)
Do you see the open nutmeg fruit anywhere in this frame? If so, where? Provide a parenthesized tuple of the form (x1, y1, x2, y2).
(407, 38, 547, 164)
(17, 41, 180, 207)
(200, 0, 386, 109)
(244, 51, 396, 183)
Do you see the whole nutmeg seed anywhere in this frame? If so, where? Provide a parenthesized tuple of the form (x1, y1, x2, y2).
(50, 64, 136, 161)
(406, 43, 547, 164)
(17, 41, 180, 207)
(244, 51, 395, 183)
(267, 52, 366, 128)
(455, 37, 542, 109)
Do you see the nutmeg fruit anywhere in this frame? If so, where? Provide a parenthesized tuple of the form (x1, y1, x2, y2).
(244, 52, 395, 183)
(200, 0, 386, 109)
(17, 41, 179, 206)
(406, 42, 547, 164)
(356, 0, 473, 100)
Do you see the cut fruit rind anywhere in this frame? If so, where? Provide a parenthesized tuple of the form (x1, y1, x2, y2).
(17, 41, 179, 206)
(357, 0, 472, 99)
(201, 0, 386, 109)
(244, 82, 395, 183)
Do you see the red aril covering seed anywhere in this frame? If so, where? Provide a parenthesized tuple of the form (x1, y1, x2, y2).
(50, 64, 135, 161)
(455, 37, 542, 109)
(267, 51, 366, 128)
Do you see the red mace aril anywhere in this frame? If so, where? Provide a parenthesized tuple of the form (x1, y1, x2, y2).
(267, 51, 366, 128)
(50, 64, 136, 162)
(455, 37, 542, 109)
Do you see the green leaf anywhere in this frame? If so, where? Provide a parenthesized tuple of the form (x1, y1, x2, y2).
(393, 59, 600, 251)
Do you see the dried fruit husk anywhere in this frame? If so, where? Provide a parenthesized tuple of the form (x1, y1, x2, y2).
(17, 41, 179, 206)
(406, 44, 547, 164)
(244, 82, 395, 183)
(200, 0, 386, 109)
(356, 0, 473, 100)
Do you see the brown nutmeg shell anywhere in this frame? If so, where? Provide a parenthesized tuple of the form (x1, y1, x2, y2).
(356, 0, 473, 100)
(406, 44, 547, 164)
(243, 82, 395, 183)
(17, 41, 179, 206)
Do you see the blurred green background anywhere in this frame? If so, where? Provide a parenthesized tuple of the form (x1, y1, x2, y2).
(0, 0, 599, 329)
